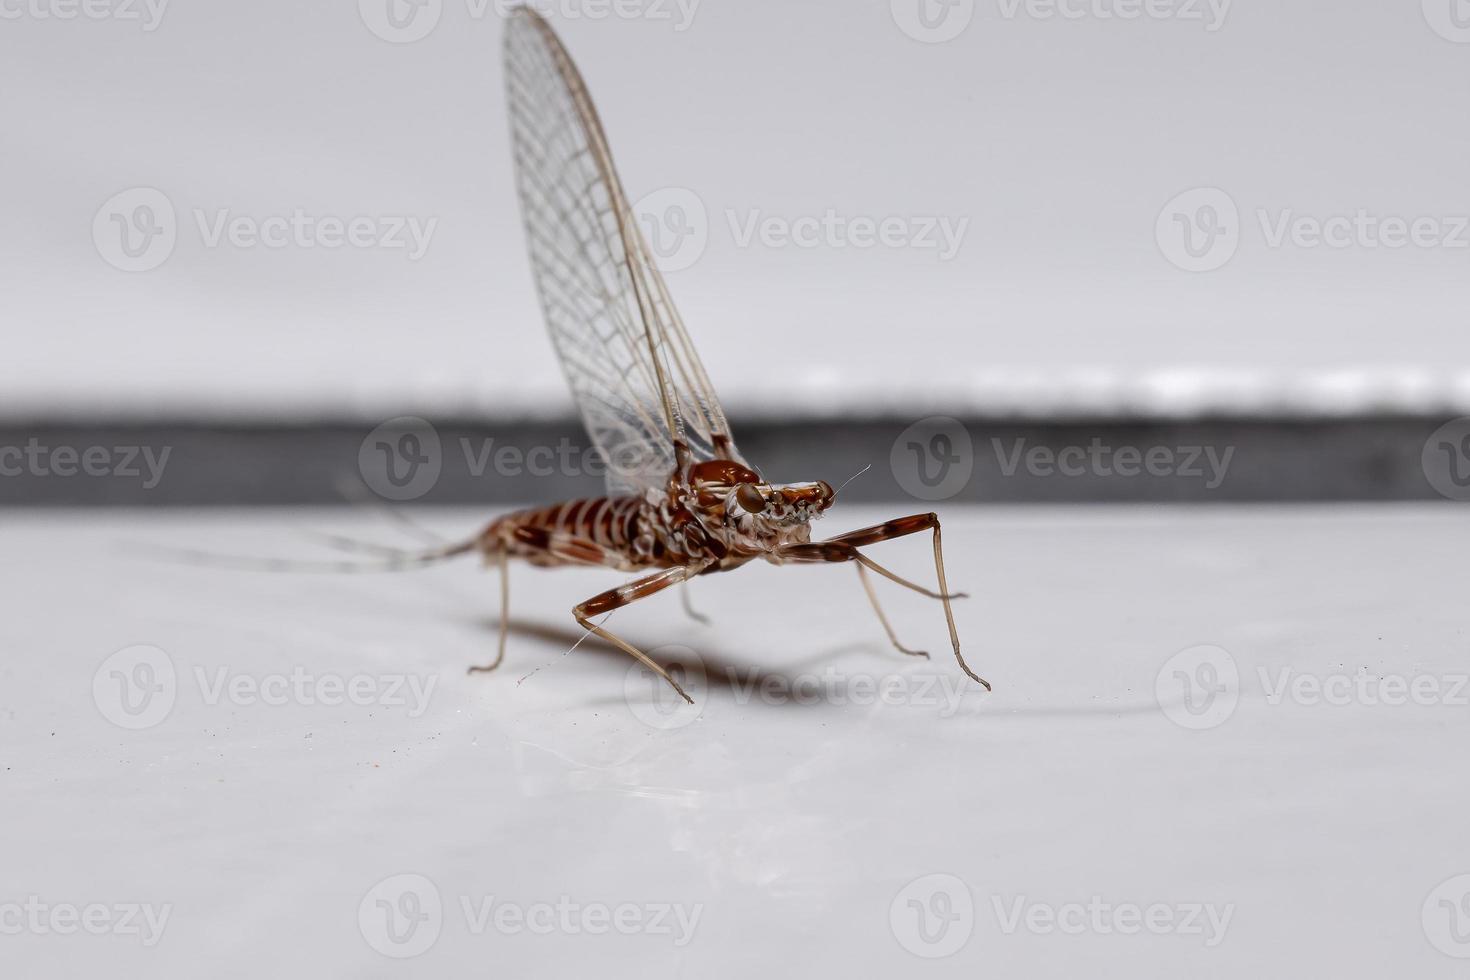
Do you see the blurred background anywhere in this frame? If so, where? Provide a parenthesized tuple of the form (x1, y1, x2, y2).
(9, 8, 1470, 978)
(5, 0, 1470, 505)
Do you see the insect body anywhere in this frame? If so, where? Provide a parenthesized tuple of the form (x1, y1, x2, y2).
(465, 8, 989, 703)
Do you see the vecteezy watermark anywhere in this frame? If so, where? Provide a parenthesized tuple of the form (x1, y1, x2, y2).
(358, 417, 665, 501)
(193, 209, 437, 259)
(359, 416, 444, 502)
(992, 438, 1235, 489)
(891, 416, 975, 502)
(1422, 417, 1470, 502)
(890, 875, 1234, 955)
(358, 873, 703, 957)
(461, 894, 702, 945)
(724, 666, 974, 717)
(92, 187, 438, 272)
(1155, 644, 1239, 730)
(92, 645, 439, 730)
(359, 874, 443, 958)
(1157, 646, 1469, 729)
(1256, 209, 1470, 252)
(634, 187, 709, 273)
(1423, 874, 1470, 958)
(624, 645, 707, 730)
(461, 436, 658, 484)
(93, 645, 177, 730)
(92, 187, 177, 272)
(0, 897, 172, 947)
(995, 0, 1231, 30)
(726, 210, 969, 262)
(890, 874, 975, 958)
(634, 188, 971, 273)
(1156, 187, 1240, 273)
(0, 439, 171, 489)
(991, 895, 1235, 947)
(359, 0, 702, 44)
(192, 666, 437, 718)
(1259, 667, 1470, 709)
(891, 0, 974, 43)
(0, 0, 169, 30)
(1422, 0, 1470, 44)
(358, 0, 443, 43)
(1158, 187, 1470, 273)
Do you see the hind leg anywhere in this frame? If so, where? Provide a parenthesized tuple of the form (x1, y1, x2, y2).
(468, 547, 511, 674)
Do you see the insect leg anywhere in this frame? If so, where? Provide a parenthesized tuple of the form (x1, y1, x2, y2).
(782, 514, 989, 691)
(574, 563, 712, 705)
(465, 527, 628, 677)
(468, 547, 511, 675)
(679, 582, 711, 626)
(855, 562, 928, 659)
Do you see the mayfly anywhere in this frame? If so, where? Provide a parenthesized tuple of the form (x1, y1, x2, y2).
(453, 7, 990, 703)
(178, 7, 989, 705)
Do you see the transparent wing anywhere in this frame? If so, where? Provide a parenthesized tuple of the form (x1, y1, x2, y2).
(503, 7, 744, 498)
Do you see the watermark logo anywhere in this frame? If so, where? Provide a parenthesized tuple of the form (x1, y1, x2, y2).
(890, 873, 974, 958)
(0, 439, 171, 488)
(992, 895, 1234, 946)
(1259, 667, 1469, 708)
(724, 666, 973, 715)
(1257, 209, 1469, 252)
(1156, 187, 1239, 273)
(0, 0, 170, 30)
(359, 873, 443, 958)
(1422, 417, 1470, 502)
(727, 209, 969, 261)
(359, 876, 703, 950)
(891, 0, 975, 43)
(995, 0, 1230, 30)
(1424, 874, 1470, 958)
(359, 417, 443, 501)
(362, 0, 702, 43)
(0, 897, 172, 946)
(992, 438, 1234, 489)
(192, 209, 438, 259)
(1155, 644, 1238, 730)
(891, 416, 974, 501)
(1162, 189, 1470, 272)
(92, 645, 177, 730)
(624, 645, 706, 729)
(505, 0, 703, 31)
(634, 187, 709, 273)
(1423, 0, 1470, 43)
(633, 187, 970, 270)
(95, 647, 439, 730)
(359, 0, 442, 43)
(461, 894, 702, 943)
(460, 436, 655, 483)
(93, 189, 437, 271)
(93, 187, 176, 273)
(192, 666, 438, 718)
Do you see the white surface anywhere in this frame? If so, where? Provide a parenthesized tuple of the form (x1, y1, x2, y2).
(3, 504, 1468, 976)
(6, 2, 1470, 420)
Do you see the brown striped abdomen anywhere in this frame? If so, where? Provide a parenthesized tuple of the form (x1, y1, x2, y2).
(480, 496, 650, 570)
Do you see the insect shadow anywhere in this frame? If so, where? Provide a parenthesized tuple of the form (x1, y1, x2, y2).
(471, 614, 905, 706)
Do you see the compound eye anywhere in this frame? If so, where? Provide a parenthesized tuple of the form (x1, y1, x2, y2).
(734, 483, 767, 514)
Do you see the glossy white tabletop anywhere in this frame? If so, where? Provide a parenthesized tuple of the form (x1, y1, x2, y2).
(3, 505, 1466, 977)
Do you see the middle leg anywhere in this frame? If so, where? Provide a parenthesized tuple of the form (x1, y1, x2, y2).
(574, 562, 714, 704)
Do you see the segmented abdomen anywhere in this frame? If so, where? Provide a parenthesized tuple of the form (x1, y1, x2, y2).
(482, 496, 654, 569)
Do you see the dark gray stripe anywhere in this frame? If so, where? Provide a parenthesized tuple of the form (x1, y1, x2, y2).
(0, 416, 1464, 506)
